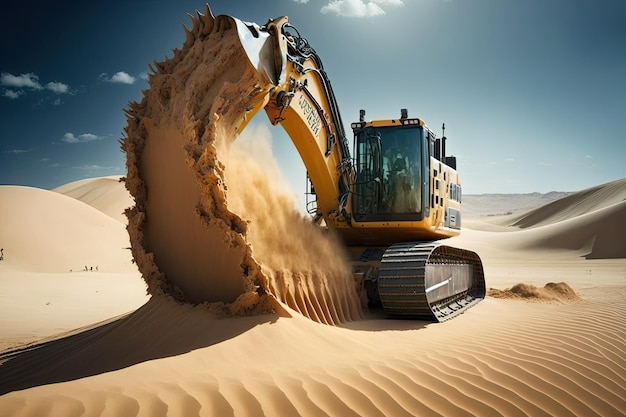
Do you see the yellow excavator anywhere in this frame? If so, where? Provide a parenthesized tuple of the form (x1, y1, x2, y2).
(124, 5, 485, 322)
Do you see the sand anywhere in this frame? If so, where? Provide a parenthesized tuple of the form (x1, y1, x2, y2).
(2, 5, 626, 416)
(1, 176, 625, 415)
(0, 181, 149, 352)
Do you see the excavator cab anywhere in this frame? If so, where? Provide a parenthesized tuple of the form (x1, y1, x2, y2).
(352, 109, 428, 222)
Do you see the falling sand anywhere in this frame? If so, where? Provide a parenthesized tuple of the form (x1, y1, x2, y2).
(122, 10, 361, 324)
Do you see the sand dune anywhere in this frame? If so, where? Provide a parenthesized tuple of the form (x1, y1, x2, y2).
(1, 176, 625, 416)
(516, 199, 626, 258)
(53, 175, 134, 224)
(509, 178, 626, 228)
(0, 184, 148, 352)
(0, 185, 135, 272)
(457, 180, 626, 259)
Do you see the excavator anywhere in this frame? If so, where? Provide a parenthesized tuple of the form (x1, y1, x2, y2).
(124, 5, 485, 322)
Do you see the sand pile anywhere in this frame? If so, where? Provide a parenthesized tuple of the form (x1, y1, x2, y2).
(121, 7, 361, 324)
(488, 282, 580, 302)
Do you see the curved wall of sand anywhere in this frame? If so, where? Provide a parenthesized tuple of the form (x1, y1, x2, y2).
(122, 9, 361, 324)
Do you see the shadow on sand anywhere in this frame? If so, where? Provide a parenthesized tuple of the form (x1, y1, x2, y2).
(0, 296, 277, 395)
(0, 297, 436, 395)
(339, 306, 431, 332)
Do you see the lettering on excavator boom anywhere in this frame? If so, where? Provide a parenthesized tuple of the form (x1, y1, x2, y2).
(298, 94, 322, 138)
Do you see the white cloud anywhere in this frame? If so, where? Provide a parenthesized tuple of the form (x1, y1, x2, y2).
(61, 132, 101, 143)
(111, 71, 136, 84)
(1, 72, 70, 99)
(100, 71, 136, 84)
(45, 81, 69, 94)
(1, 72, 43, 90)
(372, 0, 403, 4)
(320, 0, 403, 17)
(3, 89, 23, 99)
(293, 0, 309, 3)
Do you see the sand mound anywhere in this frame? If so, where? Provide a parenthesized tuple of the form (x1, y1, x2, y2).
(0, 186, 135, 273)
(53, 176, 134, 224)
(488, 282, 580, 302)
(121, 8, 361, 324)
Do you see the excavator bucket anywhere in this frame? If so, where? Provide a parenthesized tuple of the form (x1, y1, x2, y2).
(228, 12, 286, 87)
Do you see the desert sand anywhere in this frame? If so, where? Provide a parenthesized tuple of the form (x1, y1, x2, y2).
(1, 176, 625, 416)
(2, 6, 625, 416)
(0, 178, 149, 352)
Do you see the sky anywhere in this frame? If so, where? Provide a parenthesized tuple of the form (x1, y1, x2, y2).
(1, 0, 625, 207)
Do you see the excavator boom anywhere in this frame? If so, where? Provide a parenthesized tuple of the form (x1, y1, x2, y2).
(233, 14, 354, 228)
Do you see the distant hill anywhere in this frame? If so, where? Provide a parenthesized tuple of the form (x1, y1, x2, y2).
(462, 191, 572, 218)
(461, 178, 626, 259)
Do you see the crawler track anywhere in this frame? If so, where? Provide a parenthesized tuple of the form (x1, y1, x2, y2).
(377, 242, 485, 321)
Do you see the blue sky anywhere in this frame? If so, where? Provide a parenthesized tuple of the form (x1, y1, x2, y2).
(1, 0, 625, 203)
